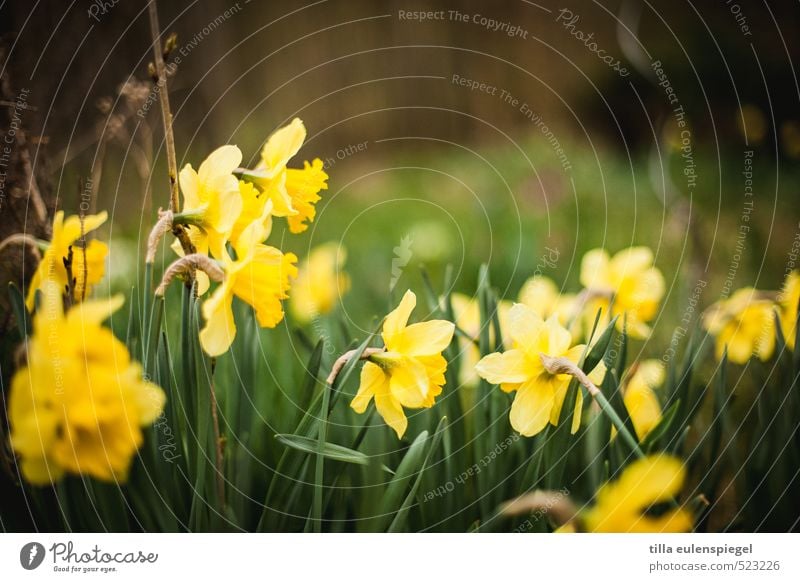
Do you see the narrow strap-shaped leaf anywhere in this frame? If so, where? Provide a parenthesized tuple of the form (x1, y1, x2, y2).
(388, 417, 448, 532)
(8, 282, 30, 339)
(374, 429, 430, 531)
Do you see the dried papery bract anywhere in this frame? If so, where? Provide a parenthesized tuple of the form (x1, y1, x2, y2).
(155, 254, 224, 297)
(501, 490, 580, 531)
(326, 347, 385, 385)
(145, 208, 173, 264)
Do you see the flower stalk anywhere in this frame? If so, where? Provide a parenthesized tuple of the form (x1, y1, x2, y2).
(539, 353, 645, 459)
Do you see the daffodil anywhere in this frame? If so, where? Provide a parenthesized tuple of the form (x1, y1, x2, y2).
(702, 287, 776, 364)
(25, 211, 109, 310)
(475, 303, 605, 437)
(250, 118, 328, 234)
(10, 282, 165, 484)
(178, 144, 244, 258)
(582, 455, 693, 532)
(449, 293, 483, 387)
(350, 290, 455, 438)
(518, 276, 577, 329)
(170, 181, 274, 297)
(448, 293, 512, 387)
(290, 243, 351, 323)
(230, 180, 273, 246)
(778, 270, 799, 350)
(615, 359, 664, 441)
(579, 247, 665, 339)
(199, 219, 298, 357)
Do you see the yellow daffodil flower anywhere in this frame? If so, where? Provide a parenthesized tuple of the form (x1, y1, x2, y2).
(251, 118, 328, 234)
(290, 242, 350, 323)
(475, 303, 605, 437)
(178, 144, 244, 258)
(25, 211, 109, 310)
(518, 276, 578, 334)
(579, 247, 665, 339)
(702, 287, 776, 364)
(615, 359, 664, 441)
(170, 182, 274, 297)
(449, 293, 483, 387)
(199, 219, 298, 357)
(448, 293, 512, 387)
(778, 271, 799, 350)
(350, 290, 455, 438)
(10, 282, 165, 484)
(583, 455, 693, 532)
(230, 180, 273, 246)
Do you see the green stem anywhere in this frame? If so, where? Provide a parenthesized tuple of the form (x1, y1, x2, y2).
(313, 380, 332, 533)
(594, 390, 645, 459)
(539, 353, 645, 459)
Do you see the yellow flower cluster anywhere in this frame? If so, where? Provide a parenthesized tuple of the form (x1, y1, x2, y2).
(703, 270, 799, 364)
(171, 118, 329, 356)
(512, 247, 665, 341)
(10, 282, 165, 484)
(349, 246, 663, 439)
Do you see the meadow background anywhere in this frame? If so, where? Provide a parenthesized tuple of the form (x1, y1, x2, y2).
(1, 0, 799, 531)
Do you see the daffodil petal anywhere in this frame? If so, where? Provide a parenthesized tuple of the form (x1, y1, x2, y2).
(388, 320, 455, 356)
(509, 378, 554, 437)
(198, 145, 242, 184)
(374, 390, 408, 439)
(178, 164, 202, 211)
(383, 290, 416, 344)
(475, 349, 531, 384)
(606, 455, 686, 510)
(507, 303, 545, 351)
(351, 362, 386, 413)
(609, 246, 654, 278)
(261, 118, 306, 175)
(60, 211, 108, 244)
(580, 248, 611, 289)
(66, 294, 125, 327)
(389, 357, 430, 408)
(199, 285, 236, 357)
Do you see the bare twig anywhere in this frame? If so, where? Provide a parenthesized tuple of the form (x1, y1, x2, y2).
(147, 0, 195, 260)
(154, 254, 224, 296)
(147, 0, 179, 213)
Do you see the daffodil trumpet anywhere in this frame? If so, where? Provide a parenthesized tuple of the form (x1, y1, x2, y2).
(539, 353, 645, 459)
